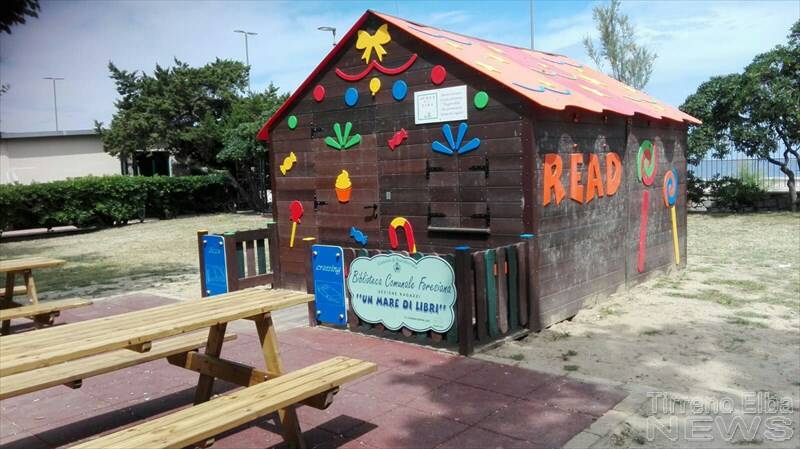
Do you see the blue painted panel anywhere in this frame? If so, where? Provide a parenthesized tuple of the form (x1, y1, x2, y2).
(312, 244, 347, 325)
(202, 235, 228, 297)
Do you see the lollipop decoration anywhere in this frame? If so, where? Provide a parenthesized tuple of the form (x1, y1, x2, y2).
(663, 168, 680, 265)
(288, 200, 304, 248)
(637, 140, 658, 186)
(637, 140, 658, 273)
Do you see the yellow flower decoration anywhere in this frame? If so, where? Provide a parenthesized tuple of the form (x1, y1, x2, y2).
(356, 23, 391, 63)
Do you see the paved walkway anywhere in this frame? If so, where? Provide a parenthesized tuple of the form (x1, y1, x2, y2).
(0, 294, 627, 448)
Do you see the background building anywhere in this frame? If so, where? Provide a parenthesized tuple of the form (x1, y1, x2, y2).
(0, 130, 121, 184)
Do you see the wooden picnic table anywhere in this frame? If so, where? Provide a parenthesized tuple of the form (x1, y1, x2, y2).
(1, 256, 66, 305)
(0, 286, 326, 448)
(1, 256, 75, 334)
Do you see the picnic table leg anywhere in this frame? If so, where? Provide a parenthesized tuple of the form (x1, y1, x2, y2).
(22, 270, 38, 305)
(193, 323, 228, 405)
(254, 313, 306, 449)
(1, 272, 14, 335)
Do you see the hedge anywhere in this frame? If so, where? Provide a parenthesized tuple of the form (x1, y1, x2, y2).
(0, 174, 234, 231)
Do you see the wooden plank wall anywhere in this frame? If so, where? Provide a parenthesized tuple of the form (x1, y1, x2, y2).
(530, 108, 688, 328)
(269, 16, 532, 291)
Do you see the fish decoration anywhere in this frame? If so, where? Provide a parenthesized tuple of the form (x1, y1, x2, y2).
(387, 128, 408, 150)
(279, 152, 297, 175)
(349, 227, 368, 246)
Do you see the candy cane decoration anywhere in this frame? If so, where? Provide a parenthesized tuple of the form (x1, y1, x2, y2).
(388, 217, 416, 253)
(663, 168, 680, 265)
(637, 140, 658, 273)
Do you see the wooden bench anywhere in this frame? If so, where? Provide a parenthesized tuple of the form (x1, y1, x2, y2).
(0, 298, 93, 332)
(0, 332, 236, 400)
(72, 357, 377, 449)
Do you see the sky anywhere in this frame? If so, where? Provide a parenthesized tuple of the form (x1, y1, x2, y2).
(1, 0, 798, 133)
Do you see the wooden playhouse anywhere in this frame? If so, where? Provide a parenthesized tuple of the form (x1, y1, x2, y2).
(257, 10, 699, 346)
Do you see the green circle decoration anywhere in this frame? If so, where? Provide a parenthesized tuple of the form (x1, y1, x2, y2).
(287, 115, 298, 130)
(474, 91, 489, 109)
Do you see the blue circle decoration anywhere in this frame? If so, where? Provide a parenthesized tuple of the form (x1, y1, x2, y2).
(344, 87, 359, 107)
(392, 80, 408, 101)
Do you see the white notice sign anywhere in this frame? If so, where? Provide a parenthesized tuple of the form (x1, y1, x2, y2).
(414, 85, 468, 125)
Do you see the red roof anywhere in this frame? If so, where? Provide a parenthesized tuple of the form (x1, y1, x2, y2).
(258, 10, 699, 141)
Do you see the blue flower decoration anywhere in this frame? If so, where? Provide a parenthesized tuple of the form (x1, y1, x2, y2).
(431, 123, 481, 156)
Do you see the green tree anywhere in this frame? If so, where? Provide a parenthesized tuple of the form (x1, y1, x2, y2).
(583, 0, 657, 90)
(681, 20, 799, 211)
(219, 83, 287, 165)
(219, 84, 288, 208)
(97, 58, 286, 209)
(97, 58, 248, 166)
(0, 0, 39, 34)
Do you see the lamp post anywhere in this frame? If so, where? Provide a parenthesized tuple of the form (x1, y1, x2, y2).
(43, 77, 64, 132)
(318, 26, 337, 47)
(234, 29, 257, 91)
(233, 29, 257, 66)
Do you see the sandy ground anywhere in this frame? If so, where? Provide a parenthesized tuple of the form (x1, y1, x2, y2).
(484, 212, 800, 448)
(0, 213, 270, 301)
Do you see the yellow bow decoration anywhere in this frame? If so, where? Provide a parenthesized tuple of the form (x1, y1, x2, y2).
(356, 24, 391, 63)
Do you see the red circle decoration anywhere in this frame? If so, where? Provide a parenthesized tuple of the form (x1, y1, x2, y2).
(431, 65, 447, 85)
(312, 84, 326, 102)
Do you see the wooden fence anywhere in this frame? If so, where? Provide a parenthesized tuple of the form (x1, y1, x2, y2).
(300, 235, 540, 356)
(197, 226, 279, 297)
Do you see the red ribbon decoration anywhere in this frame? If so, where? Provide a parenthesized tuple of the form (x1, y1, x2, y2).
(335, 54, 418, 82)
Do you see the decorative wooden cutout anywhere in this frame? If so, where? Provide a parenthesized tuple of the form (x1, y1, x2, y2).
(369, 77, 381, 96)
(431, 65, 446, 85)
(408, 25, 473, 46)
(605, 152, 622, 196)
(349, 227, 368, 246)
(512, 81, 571, 95)
(313, 84, 326, 102)
(335, 54, 418, 81)
(289, 200, 304, 248)
(409, 26, 472, 45)
(279, 152, 297, 176)
(663, 168, 678, 207)
(335, 170, 352, 203)
(474, 91, 489, 109)
(389, 217, 416, 253)
(475, 61, 500, 73)
(638, 190, 649, 272)
(543, 154, 565, 206)
(387, 128, 408, 150)
(637, 140, 658, 185)
(584, 154, 604, 203)
(356, 23, 391, 63)
(345, 87, 359, 107)
(325, 122, 361, 150)
(663, 168, 680, 265)
(392, 80, 407, 101)
(487, 54, 510, 64)
(569, 154, 584, 204)
(287, 115, 298, 129)
(432, 123, 480, 156)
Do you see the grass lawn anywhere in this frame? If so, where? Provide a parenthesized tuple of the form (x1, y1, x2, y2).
(0, 213, 271, 301)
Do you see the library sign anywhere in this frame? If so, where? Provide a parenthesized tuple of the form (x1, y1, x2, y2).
(347, 253, 456, 333)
